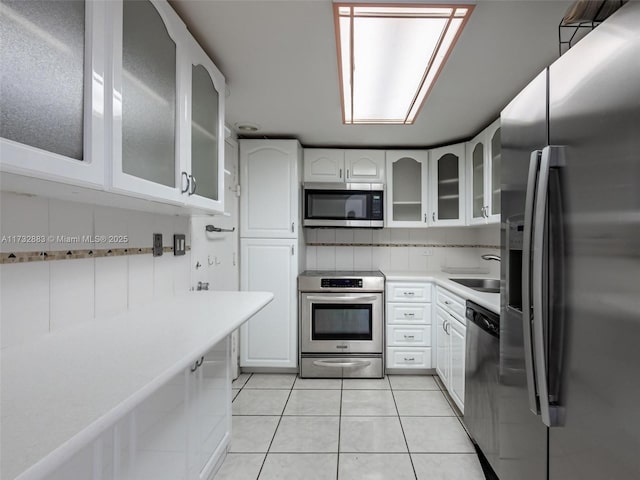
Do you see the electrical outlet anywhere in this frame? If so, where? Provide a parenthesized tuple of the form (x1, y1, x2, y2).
(153, 233, 163, 257)
(173, 234, 186, 256)
(422, 248, 433, 256)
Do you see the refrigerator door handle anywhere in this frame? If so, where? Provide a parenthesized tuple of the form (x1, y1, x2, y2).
(523, 150, 542, 415)
(532, 145, 565, 427)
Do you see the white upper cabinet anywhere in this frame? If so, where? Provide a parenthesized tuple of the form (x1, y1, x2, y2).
(385, 151, 429, 228)
(345, 150, 385, 182)
(467, 119, 500, 225)
(429, 143, 466, 226)
(240, 140, 301, 238)
(182, 36, 225, 213)
(110, 0, 187, 205)
(2, 0, 227, 214)
(486, 120, 501, 223)
(0, 0, 106, 188)
(304, 149, 385, 183)
(303, 149, 344, 182)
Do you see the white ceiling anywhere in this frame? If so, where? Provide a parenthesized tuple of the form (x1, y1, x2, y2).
(169, 0, 571, 148)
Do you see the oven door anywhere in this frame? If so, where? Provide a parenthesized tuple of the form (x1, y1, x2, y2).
(300, 292, 383, 354)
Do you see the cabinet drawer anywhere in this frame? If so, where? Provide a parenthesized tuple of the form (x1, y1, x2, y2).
(436, 288, 466, 322)
(387, 282, 432, 303)
(387, 325, 431, 347)
(386, 348, 432, 368)
(387, 303, 431, 325)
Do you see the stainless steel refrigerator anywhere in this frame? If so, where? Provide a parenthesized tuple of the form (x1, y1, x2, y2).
(500, 2, 640, 480)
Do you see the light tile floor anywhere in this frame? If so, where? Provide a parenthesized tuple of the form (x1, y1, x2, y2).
(219, 374, 486, 480)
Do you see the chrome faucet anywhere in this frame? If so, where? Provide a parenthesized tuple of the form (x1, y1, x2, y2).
(481, 254, 501, 262)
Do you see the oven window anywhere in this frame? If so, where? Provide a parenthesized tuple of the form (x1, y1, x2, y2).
(312, 304, 372, 340)
(306, 192, 369, 219)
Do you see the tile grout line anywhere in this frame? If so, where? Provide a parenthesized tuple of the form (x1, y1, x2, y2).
(389, 378, 419, 480)
(254, 378, 295, 480)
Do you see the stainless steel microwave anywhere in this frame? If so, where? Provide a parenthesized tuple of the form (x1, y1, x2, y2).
(303, 183, 384, 228)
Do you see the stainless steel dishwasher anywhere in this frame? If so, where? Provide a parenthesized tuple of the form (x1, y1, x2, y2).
(463, 301, 500, 477)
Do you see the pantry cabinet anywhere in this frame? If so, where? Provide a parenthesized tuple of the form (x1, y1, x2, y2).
(385, 151, 429, 227)
(303, 149, 385, 183)
(240, 238, 298, 368)
(467, 119, 500, 225)
(429, 143, 466, 226)
(0, 0, 107, 188)
(240, 140, 302, 238)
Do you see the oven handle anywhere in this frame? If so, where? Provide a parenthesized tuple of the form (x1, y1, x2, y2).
(312, 360, 372, 368)
(305, 295, 379, 302)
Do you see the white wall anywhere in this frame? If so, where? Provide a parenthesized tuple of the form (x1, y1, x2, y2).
(304, 225, 500, 276)
(0, 192, 191, 350)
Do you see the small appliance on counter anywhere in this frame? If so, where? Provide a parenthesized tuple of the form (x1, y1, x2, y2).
(298, 270, 385, 378)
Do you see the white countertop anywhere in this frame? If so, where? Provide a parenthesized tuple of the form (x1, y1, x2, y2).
(1, 291, 273, 480)
(382, 271, 500, 314)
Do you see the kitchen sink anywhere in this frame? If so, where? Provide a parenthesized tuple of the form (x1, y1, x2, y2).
(450, 278, 500, 294)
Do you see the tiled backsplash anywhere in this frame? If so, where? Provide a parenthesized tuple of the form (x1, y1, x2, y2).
(0, 192, 191, 349)
(304, 226, 500, 275)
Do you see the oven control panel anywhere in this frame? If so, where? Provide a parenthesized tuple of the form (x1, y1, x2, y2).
(321, 278, 363, 288)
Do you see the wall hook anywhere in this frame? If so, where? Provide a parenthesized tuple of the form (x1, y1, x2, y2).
(205, 225, 235, 233)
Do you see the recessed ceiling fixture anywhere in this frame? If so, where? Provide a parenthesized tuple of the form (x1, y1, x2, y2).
(235, 122, 260, 132)
(334, 3, 474, 125)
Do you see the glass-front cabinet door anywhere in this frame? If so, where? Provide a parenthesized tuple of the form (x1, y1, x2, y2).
(385, 151, 429, 227)
(429, 144, 466, 226)
(467, 119, 500, 225)
(0, 0, 106, 187)
(183, 37, 225, 212)
(487, 121, 501, 223)
(111, 0, 186, 204)
(467, 132, 486, 224)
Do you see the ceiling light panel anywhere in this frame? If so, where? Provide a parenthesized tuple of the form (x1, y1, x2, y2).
(334, 3, 474, 125)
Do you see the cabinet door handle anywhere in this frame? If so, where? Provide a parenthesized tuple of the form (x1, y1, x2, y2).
(347, 169, 350, 179)
(404, 312, 415, 317)
(339, 168, 342, 178)
(403, 291, 415, 296)
(444, 300, 451, 305)
(189, 175, 197, 195)
(181, 172, 190, 194)
(424, 213, 427, 223)
(291, 222, 295, 233)
(442, 321, 447, 333)
(432, 212, 436, 222)
(403, 335, 415, 339)
(404, 357, 415, 362)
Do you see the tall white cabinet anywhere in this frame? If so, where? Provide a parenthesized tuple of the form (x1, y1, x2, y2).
(239, 140, 303, 369)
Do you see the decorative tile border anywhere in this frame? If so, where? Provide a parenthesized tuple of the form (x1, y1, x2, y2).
(0, 246, 190, 264)
(307, 242, 499, 249)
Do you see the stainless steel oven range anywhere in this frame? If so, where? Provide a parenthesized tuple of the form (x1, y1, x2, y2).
(298, 270, 385, 378)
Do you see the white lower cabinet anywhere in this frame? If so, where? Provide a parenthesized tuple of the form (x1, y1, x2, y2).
(435, 287, 467, 412)
(47, 339, 231, 480)
(240, 238, 298, 368)
(386, 281, 433, 370)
